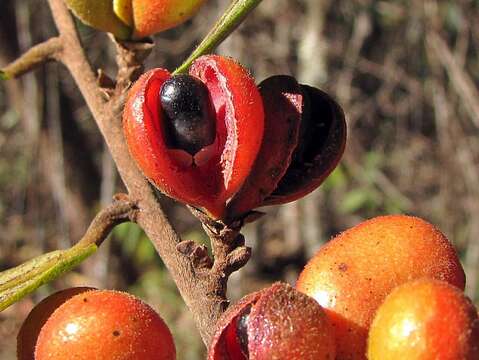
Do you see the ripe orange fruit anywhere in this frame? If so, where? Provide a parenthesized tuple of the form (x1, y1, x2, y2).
(17, 287, 95, 360)
(368, 279, 479, 359)
(34, 289, 176, 360)
(296, 215, 465, 359)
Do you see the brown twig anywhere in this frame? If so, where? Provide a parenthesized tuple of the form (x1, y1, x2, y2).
(0, 0, 250, 345)
(427, 32, 479, 126)
(28, 0, 247, 345)
(75, 194, 138, 248)
(0, 37, 62, 79)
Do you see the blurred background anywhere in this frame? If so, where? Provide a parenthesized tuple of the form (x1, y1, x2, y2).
(1, 0, 479, 358)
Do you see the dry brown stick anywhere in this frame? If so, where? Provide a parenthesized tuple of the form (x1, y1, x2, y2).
(43, 0, 239, 345)
(76, 195, 138, 248)
(427, 32, 479, 126)
(0, 37, 62, 79)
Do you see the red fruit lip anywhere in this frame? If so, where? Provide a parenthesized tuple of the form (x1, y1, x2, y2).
(123, 55, 264, 219)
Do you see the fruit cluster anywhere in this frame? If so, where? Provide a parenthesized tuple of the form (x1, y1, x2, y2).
(209, 215, 479, 359)
(21, 215, 478, 359)
(64, 0, 207, 39)
(123, 55, 346, 221)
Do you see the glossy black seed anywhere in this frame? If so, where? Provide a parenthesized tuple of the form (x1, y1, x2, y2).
(236, 307, 251, 357)
(160, 74, 216, 155)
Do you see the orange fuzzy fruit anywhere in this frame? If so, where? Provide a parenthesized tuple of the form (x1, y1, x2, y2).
(64, 0, 206, 39)
(17, 287, 95, 360)
(368, 279, 479, 359)
(131, 0, 207, 38)
(34, 289, 176, 360)
(296, 215, 465, 359)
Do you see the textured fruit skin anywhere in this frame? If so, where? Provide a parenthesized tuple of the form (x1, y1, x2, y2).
(65, 0, 206, 39)
(17, 287, 95, 360)
(209, 282, 336, 360)
(123, 55, 264, 219)
(296, 215, 466, 360)
(132, 0, 207, 38)
(368, 279, 479, 360)
(64, 0, 132, 39)
(34, 290, 176, 360)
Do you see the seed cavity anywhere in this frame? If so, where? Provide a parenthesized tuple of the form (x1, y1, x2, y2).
(159, 74, 216, 156)
(237, 307, 251, 357)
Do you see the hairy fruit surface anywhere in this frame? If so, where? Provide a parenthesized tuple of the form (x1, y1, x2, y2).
(34, 289, 176, 360)
(64, 0, 207, 39)
(208, 282, 336, 360)
(368, 279, 479, 360)
(296, 215, 465, 359)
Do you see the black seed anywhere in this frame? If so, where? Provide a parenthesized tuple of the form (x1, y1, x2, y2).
(112, 330, 121, 337)
(236, 307, 251, 357)
(159, 74, 216, 155)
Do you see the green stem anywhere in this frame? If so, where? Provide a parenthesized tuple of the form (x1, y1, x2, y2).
(173, 0, 263, 74)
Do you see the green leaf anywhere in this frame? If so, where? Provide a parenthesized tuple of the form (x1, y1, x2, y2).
(0, 243, 97, 312)
(323, 165, 347, 190)
(0, 70, 9, 81)
(174, 0, 263, 74)
(339, 189, 371, 214)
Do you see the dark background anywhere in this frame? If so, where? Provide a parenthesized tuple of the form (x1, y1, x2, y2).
(1, 0, 479, 358)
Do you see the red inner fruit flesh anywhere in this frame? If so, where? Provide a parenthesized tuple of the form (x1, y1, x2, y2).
(223, 307, 251, 360)
(123, 55, 264, 219)
(190, 55, 264, 207)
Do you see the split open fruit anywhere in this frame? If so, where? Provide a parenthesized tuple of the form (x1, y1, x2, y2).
(123, 55, 346, 221)
(208, 282, 336, 360)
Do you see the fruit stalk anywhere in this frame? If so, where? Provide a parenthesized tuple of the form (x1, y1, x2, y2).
(174, 0, 263, 74)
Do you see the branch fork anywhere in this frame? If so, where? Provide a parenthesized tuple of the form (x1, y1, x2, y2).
(1, 0, 263, 346)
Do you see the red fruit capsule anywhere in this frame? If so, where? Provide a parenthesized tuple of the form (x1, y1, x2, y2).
(225, 76, 303, 219)
(123, 55, 264, 219)
(208, 283, 336, 360)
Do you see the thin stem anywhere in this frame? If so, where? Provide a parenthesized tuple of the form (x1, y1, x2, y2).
(0, 37, 62, 79)
(174, 0, 263, 74)
(44, 0, 246, 346)
(0, 0, 260, 346)
(75, 196, 138, 248)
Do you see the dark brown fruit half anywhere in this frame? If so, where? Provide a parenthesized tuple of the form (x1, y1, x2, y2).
(225, 76, 346, 221)
(264, 84, 346, 205)
(225, 76, 303, 220)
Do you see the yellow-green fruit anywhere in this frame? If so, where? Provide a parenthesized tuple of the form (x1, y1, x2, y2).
(64, 0, 132, 39)
(65, 0, 207, 39)
(113, 0, 133, 27)
(131, 0, 207, 38)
